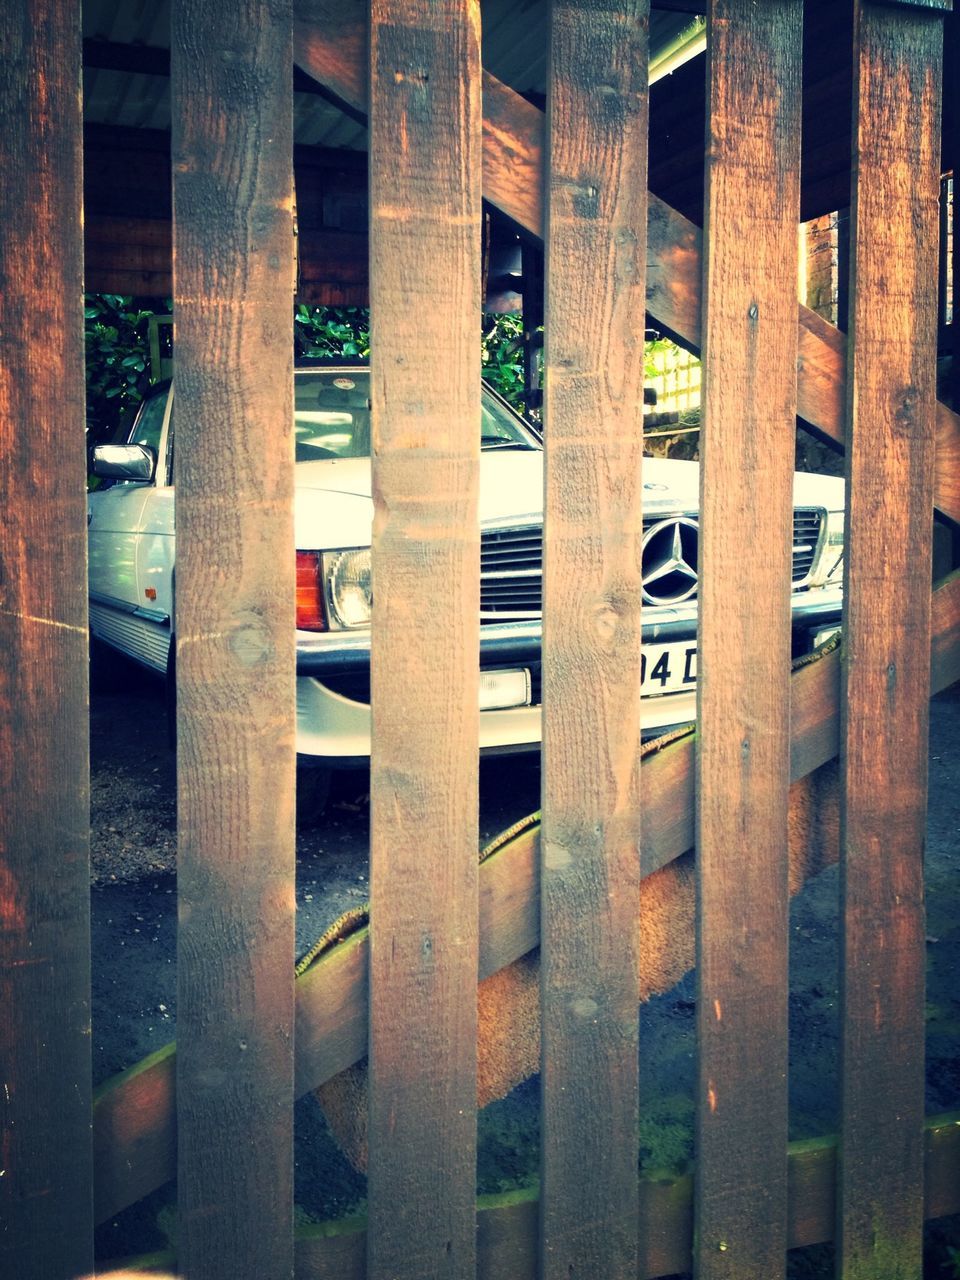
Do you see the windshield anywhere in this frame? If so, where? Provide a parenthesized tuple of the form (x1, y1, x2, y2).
(294, 369, 538, 461)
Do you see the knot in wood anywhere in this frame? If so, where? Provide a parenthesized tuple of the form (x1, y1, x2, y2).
(544, 841, 573, 871)
(394, 68, 429, 86)
(228, 616, 271, 667)
(570, 995, 599, 1020)
(591, 596, 630, 649)
(894, 386, 920, 434)
(569, 181, 600, 220)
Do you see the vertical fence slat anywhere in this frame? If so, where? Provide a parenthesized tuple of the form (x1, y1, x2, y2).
(695, 3, 803, 1276)
(171, 3, 296, 1275)
(367, 2, 481, 1276)
(0, 5, 92, 1277)
(541, 3, 649, 1276)
(839, 3, 946, 1275)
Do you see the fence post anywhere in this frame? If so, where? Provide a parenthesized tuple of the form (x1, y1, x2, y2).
(366, 2, 482, 1276)
(540, 3, 649, 1276)
(171, 3, 297, 1275)
(0, 5, 93, 1277)
(839, 3, 948, 1276)
(694, 4, 803, 1276)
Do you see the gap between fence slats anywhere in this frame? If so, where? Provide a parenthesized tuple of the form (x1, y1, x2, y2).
(540, 3, 649, 1276)
(838, 4, 946, 1276)
(694, 4, 802, 1276)
(0, 6, 93, 1278)
(171, 5, 296, 1276)
(366, 2, 482, 1277)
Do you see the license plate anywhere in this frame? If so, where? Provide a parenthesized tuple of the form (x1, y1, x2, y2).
(641, 641, 697, 696)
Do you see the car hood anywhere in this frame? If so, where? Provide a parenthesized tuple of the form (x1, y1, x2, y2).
(294, 452, 845, 549)
(294, 453, 548, 549)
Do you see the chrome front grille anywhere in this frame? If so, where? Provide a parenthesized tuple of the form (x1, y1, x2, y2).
(480, 524, 542, 618)
(790, 507, 825, 585)
(479, 508, 827, 619)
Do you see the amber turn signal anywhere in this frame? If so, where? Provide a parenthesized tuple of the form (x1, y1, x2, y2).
(296, 550, 327, 631)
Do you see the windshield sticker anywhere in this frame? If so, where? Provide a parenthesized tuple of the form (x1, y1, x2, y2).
(332, 377, 356, 390)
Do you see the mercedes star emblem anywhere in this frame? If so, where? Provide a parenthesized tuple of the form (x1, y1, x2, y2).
(641, 517, 699, 605)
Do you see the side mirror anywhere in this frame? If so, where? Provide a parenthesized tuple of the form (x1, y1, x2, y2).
(91, 443, 156, 482)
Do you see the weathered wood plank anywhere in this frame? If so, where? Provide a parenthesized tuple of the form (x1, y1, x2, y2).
(366, 2, 482, 1276)
(694, 4, 802, 1276)
(540, 2, 649, 1275)
(0, 5, 93, 1277)
(292, 2, 960, 527)
(90, 572, 960, 1224)
(170, 3, 296, 1276)
(838, 4, 945, 1277)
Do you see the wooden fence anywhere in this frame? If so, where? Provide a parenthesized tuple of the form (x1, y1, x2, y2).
(2, 1, 960, 1278)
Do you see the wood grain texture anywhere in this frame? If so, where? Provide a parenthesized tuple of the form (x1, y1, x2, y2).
(838, 5, 945, 1278)
(540, 2, 649, 1276)
(170, 3, 296, 1276)
(0, 5, 93, 1277)
(89, 571, 960, 1224)
(292, 6, 960, 530)
(366, 2, 481, 1276)
(694, 5, 802, 1276)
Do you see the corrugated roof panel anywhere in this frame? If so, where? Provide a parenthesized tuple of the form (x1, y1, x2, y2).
(84, 0, 170, 46)
(482, 0, 547, 95)
(83, 67, 170, 131)
(294, 95, 367, 152)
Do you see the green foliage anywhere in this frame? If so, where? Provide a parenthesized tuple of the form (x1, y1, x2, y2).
(84, 294, 171, 444)
(481, 313, 529, 411)
(294, 305, 370, 361)
(84, 299, 690, 441)
(644, 334, 682, 381)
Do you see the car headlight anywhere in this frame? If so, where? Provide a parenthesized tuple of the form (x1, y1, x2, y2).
(323, 548, 372, 628)
(812, 509, 844, 586)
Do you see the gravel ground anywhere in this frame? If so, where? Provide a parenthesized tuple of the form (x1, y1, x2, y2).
(89, 662, 960, 1273)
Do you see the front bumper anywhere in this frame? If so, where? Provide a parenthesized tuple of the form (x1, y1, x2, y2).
(295, 586, 844, 762)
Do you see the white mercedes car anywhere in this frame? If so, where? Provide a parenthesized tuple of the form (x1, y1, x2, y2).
(88, 364, 845, 795)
